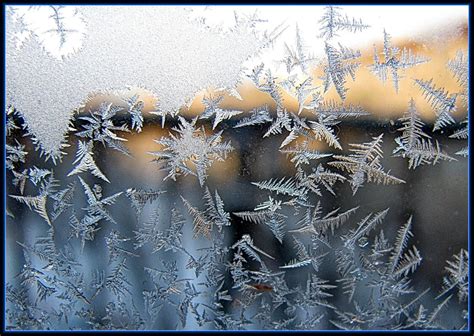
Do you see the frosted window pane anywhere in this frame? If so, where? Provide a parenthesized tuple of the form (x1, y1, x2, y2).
(5, 5, 468, 331)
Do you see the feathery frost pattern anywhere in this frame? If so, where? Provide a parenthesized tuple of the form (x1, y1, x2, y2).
(449, 118, 468, 157)
(329, 134, 405, 195)
(76, 102, 131, 156)
(370, 30, 429, 93)
(280, 24, 317, 74)
(68, 140, 110, 182)
(319, 6, 369, 40)
(393, 99, 456, 169)
(5, 4, 468, 332)
(414, 78, 457, 131)
(447, 50, 468, 107)
(321, 42, 361, 100)
(149, 117, 234, 186)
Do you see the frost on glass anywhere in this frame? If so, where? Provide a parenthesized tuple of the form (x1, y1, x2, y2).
(6, 6, 269, 161)
(5, 5, 469, 331)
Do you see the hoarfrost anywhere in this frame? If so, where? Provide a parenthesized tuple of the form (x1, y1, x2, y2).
(6, 6, 267, 160)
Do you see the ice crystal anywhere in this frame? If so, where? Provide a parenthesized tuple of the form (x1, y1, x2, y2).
(279, 24, 317, 74)
(447, 50, 468, 107)
(68, 140, 110, 182)
(319, 5, 369, 40)
(280, 141, 332, 167)
(76, 103, 130, 156)
(6, 141, 27, 171)
(393, 99, 456, 169)
(321, 42, 361, 100)
(231, 234, 276, 264)
(370, 30, 429, 92)
(414, 78, 457, 131)
(329, 134, 405, 195)
(280, 75, 317, 115)
(290, 202, 358, 235)
(10, 193, 51, 226)
(125, 188, 165, 218)
(449, 118, 468, 157)
(234, 197, 287, 243)
(234, 105, 272, 128)
(313, 99, 369, 119)
(6, 6, 268, 160)
(437, 249, 468, 303)
(124, 94, 145, 133)
(200, 93, 243, 129)
(149, 117, 234, 186)
(134, 208, 186, 254)
(78, 176, 123, 225)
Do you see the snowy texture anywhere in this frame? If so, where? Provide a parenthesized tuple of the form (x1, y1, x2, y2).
(6, 6, 266, 160)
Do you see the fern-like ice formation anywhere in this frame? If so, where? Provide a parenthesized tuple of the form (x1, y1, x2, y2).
(280, 75, 317, 115)
(149, 117, 234, 186)
(393, 99, 456, 169)
(313, 99, 369, 119)
(68, 140, 110, 182)
(134, 208, 186, 254)
(321, 42, 361, 100)
(9, 172, 62, 226)
(289, 202, 359, 235)
(449, 118, 468, 157)
(414, 78, 458, 131)
(319, 5, 369, 40)
(231, 234, 276, 264)
(124, 94, 145, 133)
(446, 50, 468, 157)
(76, 102, 131, 156)
(10, 193, 51, 226)
(437, 249, 468, 303)
(279, 24, 317, 74)
(251, 163, 346, 208)
(234, 105, 272, 128)
(329, 134, 405, 194)
(280, 141, 332, 167)
(200, 93, 243, 130)
(249, 65, 285, 110)
(370, 30, 429, 93)
(77, 176, 122, 225)
(447, 50, 468, 108)
(234, 196, 287, 243)
(181, 187, 230, 239)
(6, 6, 270, 161)
(126, 188, 165, 218)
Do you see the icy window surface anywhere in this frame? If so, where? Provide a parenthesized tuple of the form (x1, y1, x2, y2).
(6, 6, 269, 160)
(5, 5, 469, 331)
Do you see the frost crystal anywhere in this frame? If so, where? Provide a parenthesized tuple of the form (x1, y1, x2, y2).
(200, 93, 243, 129)
(6, 6, 267, 160)
(414, 78, 458, 131)
(321, 42, 361, 100)
(449, 118, 468, 157)
(68, 141, 110, 182)
(393, 99, 456, 169)
(149, 117, 234, 186)
(447, 50, 468, 107)
(319, 6, 369, 40)
(370, 30, 429, 93)
(279, 24, 317, 74)
(234, 105, 272, 128)
(329, 134, 405, 194)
